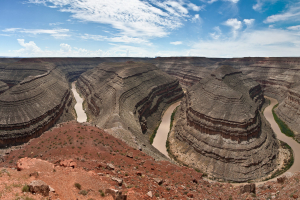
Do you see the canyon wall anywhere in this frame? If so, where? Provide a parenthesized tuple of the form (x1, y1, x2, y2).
(76, 61, 184, 160)
(0, 67, 74, 147)
(170, 66, 279, 182)
(155, 57, 300, 136)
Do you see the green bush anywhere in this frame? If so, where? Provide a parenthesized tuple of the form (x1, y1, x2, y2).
(150, 121, 161, 144)
(22, 185, 29, 192)
(272, 104, 294, 137)
(74, 183, 81, 190)
(79, 190, 88, 196)
(99, 189, 105, 197)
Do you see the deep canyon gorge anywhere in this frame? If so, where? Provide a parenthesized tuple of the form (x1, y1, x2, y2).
(1, 57, 300, 199)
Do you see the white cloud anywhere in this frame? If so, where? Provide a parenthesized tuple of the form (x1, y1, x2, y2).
(49, 22, 64, 26)
(210, 26, 222, 39)
(170, 41, 182, 45)
(16, 39, 42, 55)
(244, 19, 255, 27)
(206, 0, 239, 4)
(2, 28, 21, 32)
(60, 43, 72, 52)
(253, 0, 263, 11)
(223, 18, 242, 38)
(20, 28, 70, 38)
(81, 34, 151, 45)
(264, 3, 300, 23)
(253, 0, 279, 12)
(187, 3, 204, 11)
(27, 0, 200, 39)
(2, 28, 70, 38)
(191, 14, 201, 23)
(190, 28, 300, 57)
(288, 25, 300, 30)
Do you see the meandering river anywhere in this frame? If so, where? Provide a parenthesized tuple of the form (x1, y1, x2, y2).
(152, 101, 181, 158)
(264, 96, 300, 173)
(71, 82, 87, 123)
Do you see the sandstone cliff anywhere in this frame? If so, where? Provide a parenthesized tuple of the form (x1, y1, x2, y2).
(76, 61, 184, 160)
(0, 66, 74, 148)
(170, 66, 279, 182)
(155, 57, 300, 137)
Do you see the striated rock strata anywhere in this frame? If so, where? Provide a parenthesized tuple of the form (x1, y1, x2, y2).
(0, 81, 8, 94)
(171, 66, 279, 182)
(155, 57, 300, 138)
(77, 61, 184, 159)
(0, 68, 74, 147)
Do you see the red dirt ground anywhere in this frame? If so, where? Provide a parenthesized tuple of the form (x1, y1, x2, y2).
(0, 121, 299, 200)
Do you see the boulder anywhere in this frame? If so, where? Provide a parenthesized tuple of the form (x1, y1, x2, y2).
(28, 180, 50, 197)
(240, 183, 256, 194)
(107, 163, 115, 170)
(153, 178, 164, 185)
(60, 159, 77, 168)
(112, 177, 123, 186)
(277, 176, 287, 184)
(105, 188, 127, 200)
(147, 191, 153, 197)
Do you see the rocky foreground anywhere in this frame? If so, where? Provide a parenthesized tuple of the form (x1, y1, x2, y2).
(0, 121, 298, 200)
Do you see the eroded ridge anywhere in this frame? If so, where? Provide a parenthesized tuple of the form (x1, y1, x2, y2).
(76, 61, 184, 160)
(0, 68, 74, 147)
(171, 66, 279, 182)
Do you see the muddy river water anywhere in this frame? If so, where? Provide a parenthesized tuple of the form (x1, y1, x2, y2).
(264, 96, 300, 173)
(153, 97, 300, 183)
(152, 101, 181, 158)
(71, 82, 87, 123)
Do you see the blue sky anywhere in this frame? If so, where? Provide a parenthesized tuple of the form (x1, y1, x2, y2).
(0, 0, 300, 57)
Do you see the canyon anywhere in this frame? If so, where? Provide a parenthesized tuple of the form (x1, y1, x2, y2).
(0, 57, 300, 192)
(169, 65, 279, 182)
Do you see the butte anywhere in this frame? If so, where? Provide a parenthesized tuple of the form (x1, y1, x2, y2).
(169, 65, 279, 182)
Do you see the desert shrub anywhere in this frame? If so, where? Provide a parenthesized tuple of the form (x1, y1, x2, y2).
(79, 190, 88, 196)
(74, 183, 81, 190)
(22, 185, 29, 192)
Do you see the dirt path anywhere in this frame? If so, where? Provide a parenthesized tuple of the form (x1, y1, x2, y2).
(152, 102, 181, 158)
(71, 82, 87, 123)
(264, 96, 300, 173)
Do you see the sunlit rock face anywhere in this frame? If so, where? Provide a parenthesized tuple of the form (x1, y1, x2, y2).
(155, 57, 300, 142)
(171, 66, 279, 182)
(0, 68, 74, 147)
(76, 61, 184, 160)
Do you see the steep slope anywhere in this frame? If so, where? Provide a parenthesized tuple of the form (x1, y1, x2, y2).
(155, 57, 300, 138)
(0, 67, 75, 147)
(76, 61, 184, 160)
(169, 66, 279, 182)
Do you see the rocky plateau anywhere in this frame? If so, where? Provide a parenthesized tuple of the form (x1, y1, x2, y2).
(1, 57, 300, 199)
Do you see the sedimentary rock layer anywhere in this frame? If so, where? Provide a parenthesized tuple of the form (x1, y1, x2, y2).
(0, 68, 74, 147)
(76, 61, 184, 159)
(0, 81, 8, 94)
(171, 66, 279, 182)
(155, 57, 300, 136)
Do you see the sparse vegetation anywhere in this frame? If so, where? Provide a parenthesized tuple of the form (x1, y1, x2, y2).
(150, 121, 161, 144)
(264, 140, 294, 181)
(22, 185, 29, 192)
(99, 189, 105, 197)
(74, 183, 82, 190)
(272, 104, 294, 137)
(79, 190, 88, 196)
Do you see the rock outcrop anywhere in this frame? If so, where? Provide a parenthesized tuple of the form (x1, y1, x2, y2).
(77, 61, 184, 160)
(0, 67, 74, 147)
(170, 66, 279, 182)
(155, 57, 300, 138)
(0, 81, 8, 94)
